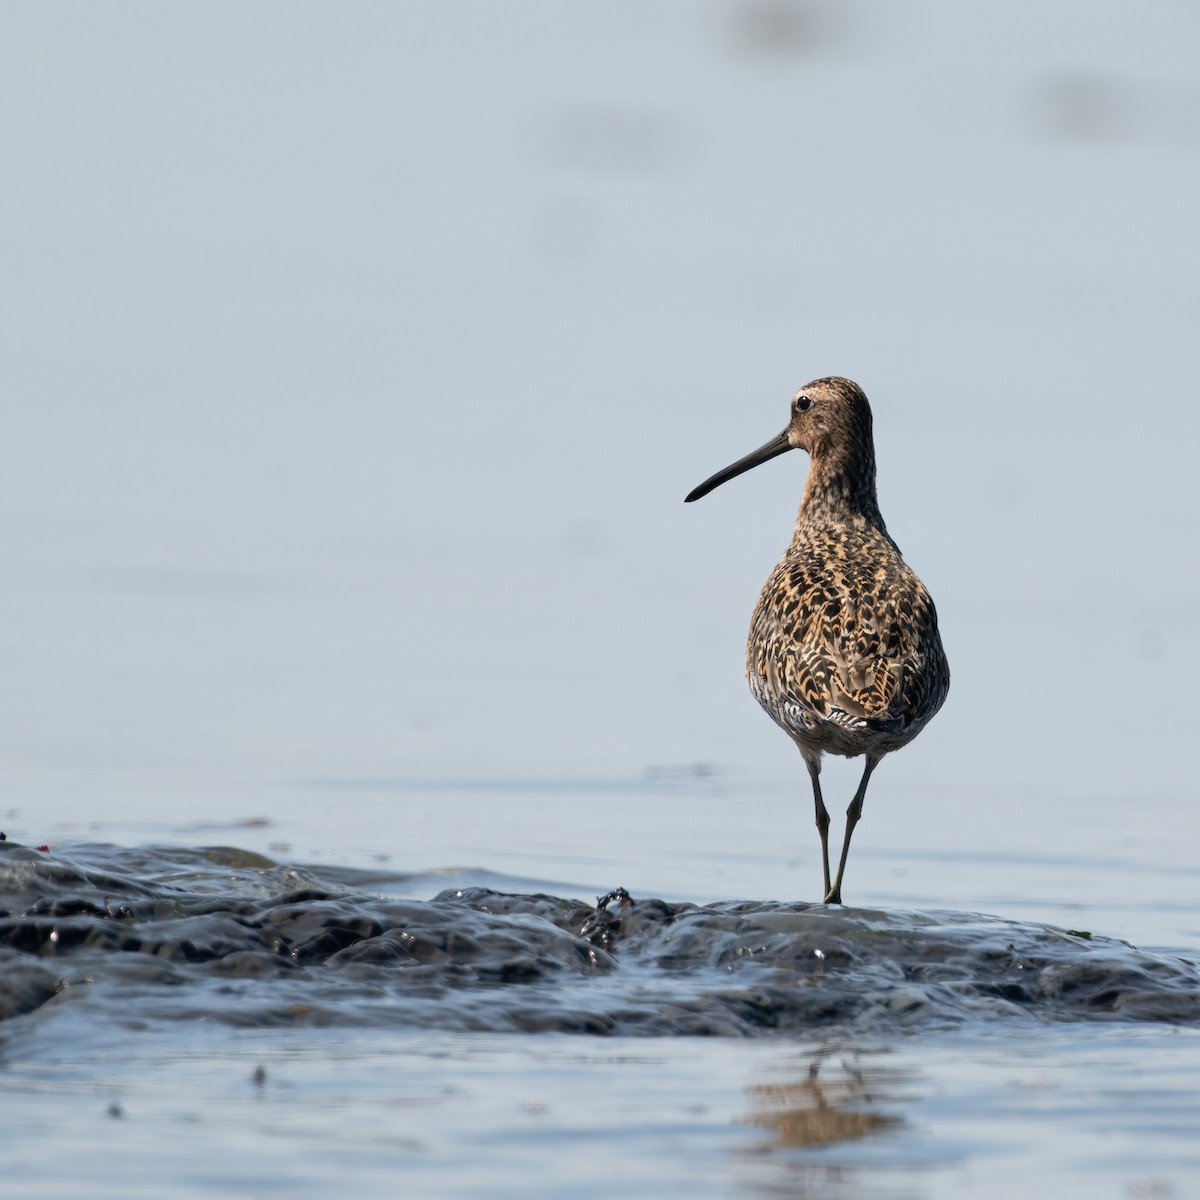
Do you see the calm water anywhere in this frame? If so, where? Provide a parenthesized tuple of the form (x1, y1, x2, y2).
(3, 1, 1200, 1195)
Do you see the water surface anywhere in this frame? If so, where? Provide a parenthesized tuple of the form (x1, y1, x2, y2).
(3, 1, 1200, 1196)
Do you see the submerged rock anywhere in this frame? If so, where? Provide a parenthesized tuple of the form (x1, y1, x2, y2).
(1, 840, 1197, 1036)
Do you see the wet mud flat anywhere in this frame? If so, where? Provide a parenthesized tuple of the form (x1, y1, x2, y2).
(2, 839, 1198, 1038)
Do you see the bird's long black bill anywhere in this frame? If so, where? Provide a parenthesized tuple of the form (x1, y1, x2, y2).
(684, 430, 792, 502)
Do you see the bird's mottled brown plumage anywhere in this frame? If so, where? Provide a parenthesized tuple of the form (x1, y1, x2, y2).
(686, 376, 949, 904)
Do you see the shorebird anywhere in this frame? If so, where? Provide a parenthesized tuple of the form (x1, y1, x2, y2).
(685, 377, 949, 904)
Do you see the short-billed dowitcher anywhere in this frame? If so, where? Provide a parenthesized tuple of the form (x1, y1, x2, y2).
(685, 377, 949, 904)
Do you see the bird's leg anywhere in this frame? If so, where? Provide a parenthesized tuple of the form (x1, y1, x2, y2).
(804, 755, 832, 901)
(825, 754, 880, 905)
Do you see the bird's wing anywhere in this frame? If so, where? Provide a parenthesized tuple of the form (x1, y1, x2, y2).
(750, 557, 947, 732)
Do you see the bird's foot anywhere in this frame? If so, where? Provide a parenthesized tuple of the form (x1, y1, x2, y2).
(822, 887, 842, 905)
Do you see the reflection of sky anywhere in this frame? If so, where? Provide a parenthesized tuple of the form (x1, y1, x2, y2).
(2, 3, 1198, 831)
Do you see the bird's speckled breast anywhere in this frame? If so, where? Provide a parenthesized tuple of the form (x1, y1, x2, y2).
(746, 521, 949, 760)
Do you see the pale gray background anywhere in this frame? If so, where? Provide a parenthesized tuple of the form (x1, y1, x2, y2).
(3, 2, 1198, 921)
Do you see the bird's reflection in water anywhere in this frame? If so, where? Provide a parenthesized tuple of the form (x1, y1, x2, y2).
(742, 1048, 909, 1150)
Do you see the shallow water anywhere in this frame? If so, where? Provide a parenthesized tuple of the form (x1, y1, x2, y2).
(3, 839, 1200, 1198)
(6, 1022, 1199, 1200)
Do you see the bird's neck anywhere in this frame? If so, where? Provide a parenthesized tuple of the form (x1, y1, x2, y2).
(795, 447, 888, 536)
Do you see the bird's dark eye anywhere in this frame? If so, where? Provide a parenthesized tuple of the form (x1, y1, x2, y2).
(795, 395, 811, 412)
